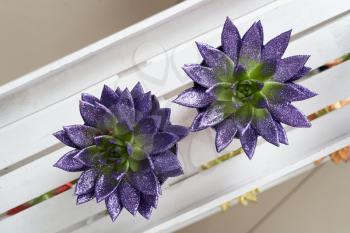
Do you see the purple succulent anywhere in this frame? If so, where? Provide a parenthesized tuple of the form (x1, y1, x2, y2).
(53, 83, 189, 221)
(174, 18, 316, 159)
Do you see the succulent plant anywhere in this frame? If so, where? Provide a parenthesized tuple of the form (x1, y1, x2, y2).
(53, 83, 189, 221)
(174, 18, 316, 159)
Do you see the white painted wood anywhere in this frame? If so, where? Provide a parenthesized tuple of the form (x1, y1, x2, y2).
(1, 58, 349, 214)
(1, 0, 349, 129)
(1, 98, 349, 233)
(74, 104, 350, 233)
(0, 0, 207, 96)
(1, 2, 349, 172)
(0, 0, 273, 128)
(294, 61, 350, 114)
(169, 159, 324, 233)
(1, 0, 349, 232)
(0, 147, 74, 213)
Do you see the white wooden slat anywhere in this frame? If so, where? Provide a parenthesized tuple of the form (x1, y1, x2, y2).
(0, 0, 207, 97)
(294, 61, 350, 114)
(1, 2, 349, 172)
(0, 27, 349, 214)
(0, 147, 74, 213)
(1, 0, 349, 130)
(1, 57, 349, 214)
(0, 0, 346, 232)
(0, 0, 274, 128)
(120, 0, 350, 97)
(1, 98, 349, 233)
(2, 58, 349, 206)
(168, 159, 323, 233)
(0, 80, 112, 171)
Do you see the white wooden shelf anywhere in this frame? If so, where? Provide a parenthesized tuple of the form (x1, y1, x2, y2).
(0, 0, 349, 232)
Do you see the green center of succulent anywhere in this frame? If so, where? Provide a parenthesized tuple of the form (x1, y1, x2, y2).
(235, 80, 263, 99)
(210, 61, 276, 118)
(87, 124, 151, 175)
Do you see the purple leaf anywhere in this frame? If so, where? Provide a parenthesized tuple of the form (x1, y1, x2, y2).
(262, 30, 291, 61)
(256, 20, 264, 45)
(54, 149, 85, 172)
(262, 81, 308, 103)
(152, 132, 179, 154)
(115, 87, 122, 96)
(79, 101, 98, 127)
(197, 104, 228, 128)
(215, 118, 237, 152)
(234, 105, 253, 134)
(196, 42, 234, 76)
(152, 150, 183, 177)
(182, 64, 216, 88)
(118, 181, 140, 215)
(129, 169, 159, 195)
(151, 95, 160, 112)
(273, 55, 310, 82)
(94, 102, 116, 131)
(252, 109, 279, 146)
(76, 192, 95, 205)
(53, 130, 77, 148)
(131, 82, 145, 99)
(75, 169, 98, 195)
(173, 87, 214, 108)
(239, 23, 262, 70)
(105, 190, 122, 221)
(134, 92, 152, 114)
(221, 17, 241, 63)
(288, 66, 311, 82)
(163, 125, 189, 140)
(240, 126, 257, 159)
(138, 198, 153, 219)
(190, 112, 207, 132)
(110, 89, 135, 126)
(100, 85, 119, 107)
(153, 108, 171, 130)
(142, 193, 158, 208)
(275, 121, 288, 145)
(81, 93, 100, 105)
(288, 83, 317, 100)
(136, 117, 158, 135)
(269, 103, 311, 127)
(95, 173, 124, 202)
(64, 125, 100, 148)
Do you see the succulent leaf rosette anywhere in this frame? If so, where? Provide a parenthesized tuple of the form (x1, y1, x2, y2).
(53, 83, 189, 221)
(174, 18, 316, 159)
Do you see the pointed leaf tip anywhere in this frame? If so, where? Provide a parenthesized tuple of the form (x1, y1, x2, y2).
(54, 149, 85, 172)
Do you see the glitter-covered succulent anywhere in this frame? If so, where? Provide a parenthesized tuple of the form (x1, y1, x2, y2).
(174, 18, 316, 159)
(53, 83, 189, 221)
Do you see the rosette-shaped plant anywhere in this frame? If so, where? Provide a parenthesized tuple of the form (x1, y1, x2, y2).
(53, 83, 189, 221)
(174, 18, 316, 159)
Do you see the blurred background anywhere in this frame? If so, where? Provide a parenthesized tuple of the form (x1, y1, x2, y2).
(0, 0, 181, 86)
